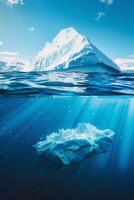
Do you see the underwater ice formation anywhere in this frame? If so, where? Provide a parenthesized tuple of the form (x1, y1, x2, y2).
(33, 123, 115, 166)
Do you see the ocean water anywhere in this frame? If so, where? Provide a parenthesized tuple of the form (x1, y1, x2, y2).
(0, 72, 134, 200)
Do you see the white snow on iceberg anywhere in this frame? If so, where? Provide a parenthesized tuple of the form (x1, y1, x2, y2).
(30, 27, 120, 73)
(33, 123, 115, 166)
(0, 27, 120, 73)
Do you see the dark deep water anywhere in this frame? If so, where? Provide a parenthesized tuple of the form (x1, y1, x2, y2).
(0, 72, 134, 200)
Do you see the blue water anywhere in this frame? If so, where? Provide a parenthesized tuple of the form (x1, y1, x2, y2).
(0, 72, 134, 200)
(1, 71, 134, 96)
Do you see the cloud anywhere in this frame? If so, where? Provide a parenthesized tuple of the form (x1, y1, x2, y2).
(97, 0, 113, 21)
(0, 51, 18, 56)
(1, 56, 17, 62)
(100, 0, 114, 5)
(0, 41, 4, 46)
(29, 27, 35, 32)
(129, 54, 134, 58)
(0, 51, 19, 63)
(95, 12, 105, 21)
(114, 57, 134, 71)
(4, 0, 23, 6)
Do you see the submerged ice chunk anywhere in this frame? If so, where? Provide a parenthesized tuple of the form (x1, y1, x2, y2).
(33, 123, 115, 166)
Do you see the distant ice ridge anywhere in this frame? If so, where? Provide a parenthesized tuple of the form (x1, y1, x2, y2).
(0, 58, 25, 72)
(30, 27, 120, 73)
(33, 123, 115, 166)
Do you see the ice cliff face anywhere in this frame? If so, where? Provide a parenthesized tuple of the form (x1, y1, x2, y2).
(33, 123, 115, 166)
(30, 27, 120, 73)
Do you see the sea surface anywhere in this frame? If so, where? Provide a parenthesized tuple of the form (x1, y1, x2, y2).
(0, 71, 134, 200)
(1, 71, 134, 96)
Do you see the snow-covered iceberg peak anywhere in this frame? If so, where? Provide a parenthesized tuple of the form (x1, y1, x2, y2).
(40, 27, 89, 55)
(33, 27, 90, 71)
(31, 27, 120, 72)
(37, 27, 90, 59)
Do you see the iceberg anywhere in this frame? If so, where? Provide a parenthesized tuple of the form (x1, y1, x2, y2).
(30, 27, 120, 73)
(0, 27, 120, 73)
(33, 123, 115, 166)
(0, 58, 25, 72)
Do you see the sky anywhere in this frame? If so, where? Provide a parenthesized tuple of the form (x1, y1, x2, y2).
(0, 0, 134, 69)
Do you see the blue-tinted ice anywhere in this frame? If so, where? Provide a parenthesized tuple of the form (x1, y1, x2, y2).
(33, 123, 115, 166)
